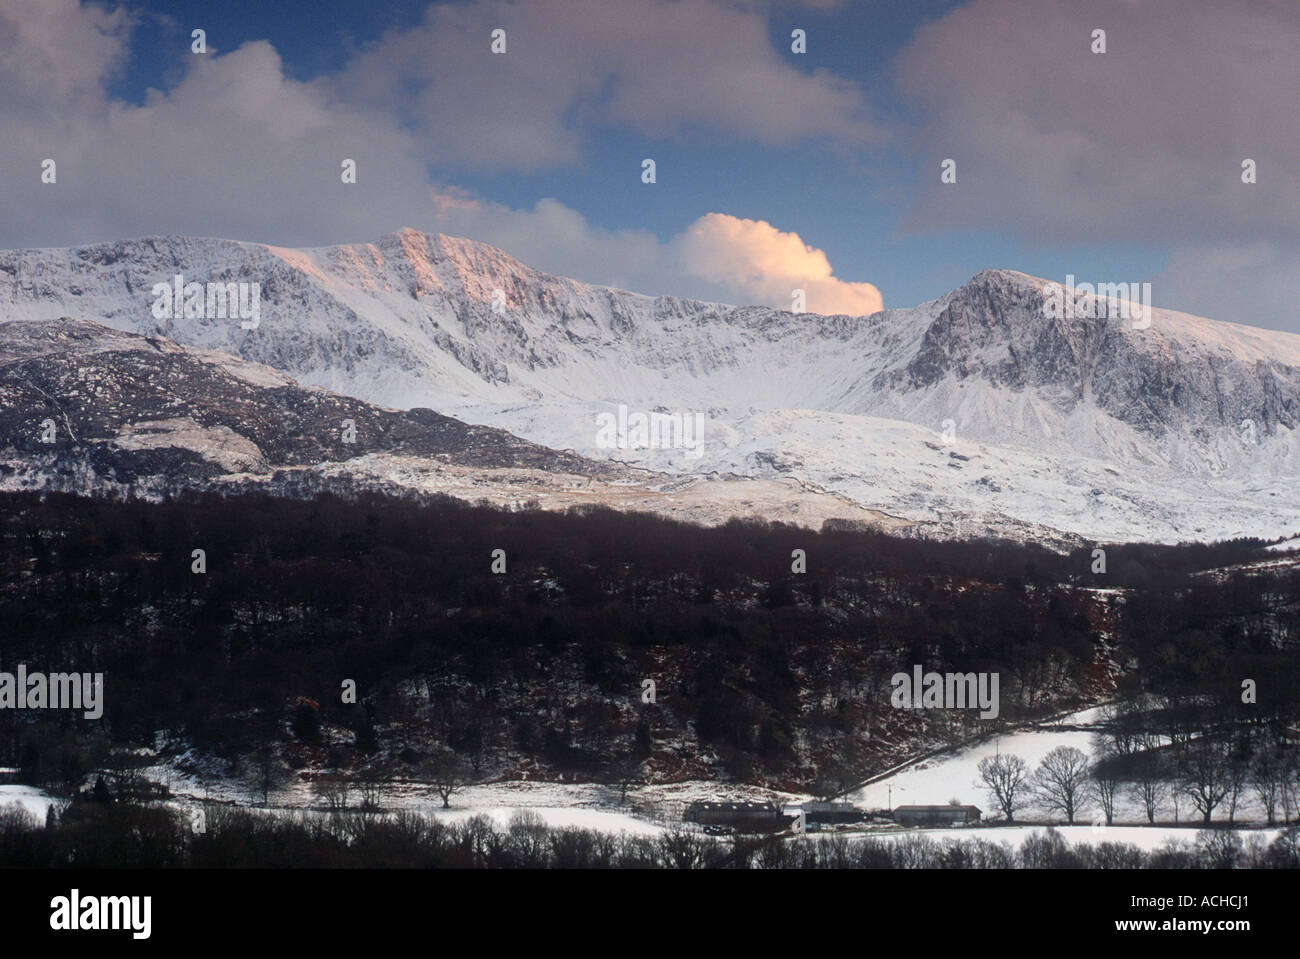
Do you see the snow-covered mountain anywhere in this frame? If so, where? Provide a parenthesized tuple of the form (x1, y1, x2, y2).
(0, 317, 901, 532)
(3, 229, 1299, 543)
(0, 316, 609, 492)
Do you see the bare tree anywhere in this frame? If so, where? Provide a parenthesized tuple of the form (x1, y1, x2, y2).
(244, 746, 289, 807)
(1279, 751, 1300, 824)
(1127, 751, 1170, 824)
(1180, 740, 1232, 825)
(977, 753, 1030, 823)
(312, 772, 350, 812)
(1091, 762, 1121, 826)
(1226, 754, 1250, 825)
(1031, 746, 1091, 824)
(658, 827, 709, 869)
(354, 761, 387, 812)
(1098, 701, 1143, 758)
(507, 810, 549, 864)
(1196, 828, 1243, 868)
(422, 748, 466, 809)
(604, 752, 643, 805)
(1251, 753, 1283, 825)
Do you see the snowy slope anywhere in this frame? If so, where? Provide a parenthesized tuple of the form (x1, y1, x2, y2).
(4, 230, 1300, 543)
(0, 318, 912, 532)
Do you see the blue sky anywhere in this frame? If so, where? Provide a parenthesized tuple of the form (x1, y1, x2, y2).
(3, 0, 1297, 328)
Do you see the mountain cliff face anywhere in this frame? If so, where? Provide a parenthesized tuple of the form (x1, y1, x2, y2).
(3, 230, 1299, 543)
(877, 269, 1300, 467)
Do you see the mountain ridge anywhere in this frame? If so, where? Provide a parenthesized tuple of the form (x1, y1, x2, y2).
(4, 230, 1300, 543)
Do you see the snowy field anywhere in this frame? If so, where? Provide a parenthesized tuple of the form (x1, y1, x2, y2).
(148, 775, 808, 838)
(846, 706, 1278, 825)
(0, 784, 59, 821)
(848, 708, 1107, 811)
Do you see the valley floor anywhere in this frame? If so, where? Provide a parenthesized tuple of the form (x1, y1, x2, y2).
(8, 710, 1289, 857)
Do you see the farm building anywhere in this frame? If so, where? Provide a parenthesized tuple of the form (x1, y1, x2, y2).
(683, 801, 786, 828)
(798, 801, 863, 824)
(892, 804, 982, 826)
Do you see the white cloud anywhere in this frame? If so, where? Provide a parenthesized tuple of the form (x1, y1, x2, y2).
(0, 0, 133, 117)
(330, 0, 879, 170)
(0, 31, 435, 247)
(894, 0, 1300, 244)
(889, 0, 1300, 331)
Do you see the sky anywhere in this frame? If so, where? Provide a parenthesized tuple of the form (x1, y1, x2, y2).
(1, 0, 1297, 329)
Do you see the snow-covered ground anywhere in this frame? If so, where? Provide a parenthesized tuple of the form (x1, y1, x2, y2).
(0, 783, 59, 821)
(847, 708, 1107, 812)
(847, 706, 1276, 825)
(454, 401, 1300, 545)
(147, 766, 807, 837)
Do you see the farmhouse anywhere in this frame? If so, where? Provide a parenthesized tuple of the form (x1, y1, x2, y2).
(892, 804, 982, 826)
(683, 801, 785, 828)
(798, 801, 863, 824)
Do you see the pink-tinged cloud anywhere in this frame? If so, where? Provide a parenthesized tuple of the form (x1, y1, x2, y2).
(677, 213, 883, 315)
